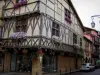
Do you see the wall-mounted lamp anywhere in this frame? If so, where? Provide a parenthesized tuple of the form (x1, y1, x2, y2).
(91, 21, 95, 28)
(91, 15, 100, 28)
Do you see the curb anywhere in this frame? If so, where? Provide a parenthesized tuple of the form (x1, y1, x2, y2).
(43, 69, 80, 75)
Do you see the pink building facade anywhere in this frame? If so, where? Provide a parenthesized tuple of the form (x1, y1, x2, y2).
(84, 27, 100, 64)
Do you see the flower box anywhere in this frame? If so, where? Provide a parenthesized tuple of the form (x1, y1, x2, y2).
(14, 0, 27, 9)
(65, 18, 72, 24)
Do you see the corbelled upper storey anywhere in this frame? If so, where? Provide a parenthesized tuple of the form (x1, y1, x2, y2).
(3, 0, 84, 35)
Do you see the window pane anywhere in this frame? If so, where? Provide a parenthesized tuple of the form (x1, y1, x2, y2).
(56, 30, 60, 37)
(52, 22, 60, 37)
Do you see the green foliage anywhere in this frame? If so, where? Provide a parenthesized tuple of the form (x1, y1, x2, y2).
(96, 60, 100, 66)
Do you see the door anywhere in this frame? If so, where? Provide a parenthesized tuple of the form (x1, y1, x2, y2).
(11, 54, 16, 71)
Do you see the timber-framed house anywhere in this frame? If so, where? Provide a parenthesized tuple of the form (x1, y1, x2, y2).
(0, 0, 85, 75)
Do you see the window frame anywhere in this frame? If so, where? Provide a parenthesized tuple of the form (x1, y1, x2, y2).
(65, 8, 72, 24)
(73, 33, 77, 44)
(52, 22, 60, 37)
(80, 38, 82, 47)
(15, 17, 28, 32)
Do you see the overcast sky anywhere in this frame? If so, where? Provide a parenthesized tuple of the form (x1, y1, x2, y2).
(71, 0, 100, 31)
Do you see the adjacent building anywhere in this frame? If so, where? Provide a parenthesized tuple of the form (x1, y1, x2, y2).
(84, 36, 92, 63)
(84, 27, 100, 65)
(0, 0, 85, 75)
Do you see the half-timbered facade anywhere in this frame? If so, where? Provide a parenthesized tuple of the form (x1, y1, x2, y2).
(0, 0, 85, 74)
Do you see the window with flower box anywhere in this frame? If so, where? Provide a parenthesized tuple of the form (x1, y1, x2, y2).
(65, 8, 72, 24)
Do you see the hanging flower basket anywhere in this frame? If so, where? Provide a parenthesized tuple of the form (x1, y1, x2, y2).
(14, 49, 18, 54)
(22, 49, 28, 54)
(31, 52, 38, 61)
(14, 3, 20, 9)
(37, 49, 44, 57)
(14, 0, 27, 9)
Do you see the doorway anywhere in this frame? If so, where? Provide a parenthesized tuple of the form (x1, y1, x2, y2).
(11, 54, 16, 71)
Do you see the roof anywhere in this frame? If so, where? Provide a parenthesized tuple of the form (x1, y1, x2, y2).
(84, 36, 92, 43)
(68, 0, 85, 32)
(84, 26, 98, 32)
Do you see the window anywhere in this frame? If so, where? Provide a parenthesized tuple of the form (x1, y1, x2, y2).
(42, 54, 57, 73)
(52, 22, 60, 37)
(73, 33, 77, 44)
(15, 18, 28, 32)
(65, 8, 72, 24)
(80, 38, 82, 47)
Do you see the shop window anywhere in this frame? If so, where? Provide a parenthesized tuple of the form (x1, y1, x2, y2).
(73, 33, 77, 44)
(52, 22, 60, 37)
(17, 52, 32, 72)
(42, 54, 57, 73)
(65, 8, 72, 24)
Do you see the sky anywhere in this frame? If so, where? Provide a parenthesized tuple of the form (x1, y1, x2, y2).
(71, 0, 100, 31)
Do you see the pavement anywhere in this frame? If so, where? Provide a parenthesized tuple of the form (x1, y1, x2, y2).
(0, 69, 100, 75)
(71, 69, 100, 75)
(0, 72, 31, 75)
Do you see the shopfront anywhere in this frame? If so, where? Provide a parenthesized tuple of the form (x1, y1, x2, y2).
(42, 53, 57, 73)
(10, 49, 32, 72)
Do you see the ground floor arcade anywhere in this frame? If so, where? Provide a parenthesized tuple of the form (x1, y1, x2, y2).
(0, 48, 83, 75)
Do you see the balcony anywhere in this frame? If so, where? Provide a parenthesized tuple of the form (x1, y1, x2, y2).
(1, 35, 83, 56)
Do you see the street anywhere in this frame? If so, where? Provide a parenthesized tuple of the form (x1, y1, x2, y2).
(71, 69, 100, 75)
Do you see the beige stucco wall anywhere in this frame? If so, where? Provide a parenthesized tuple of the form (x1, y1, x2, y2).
(32, 57, 42, 75)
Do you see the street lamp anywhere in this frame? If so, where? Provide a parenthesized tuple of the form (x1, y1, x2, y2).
(91, 21, 95, 28)
(91, 15, 100, 28)
(91, 15, 100, 64)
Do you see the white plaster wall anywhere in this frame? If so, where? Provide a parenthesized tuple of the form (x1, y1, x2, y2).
(27, 17, 40, 36)
(4, 21, 15, 38)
